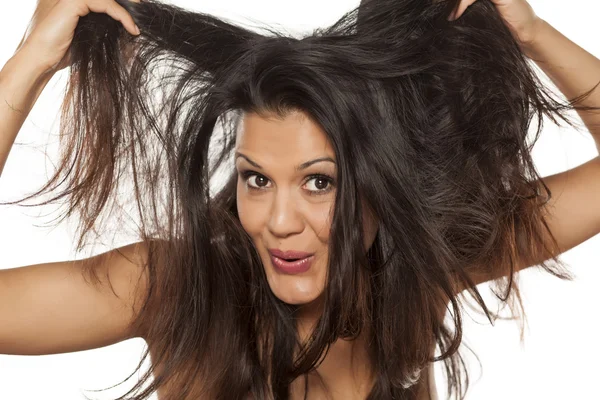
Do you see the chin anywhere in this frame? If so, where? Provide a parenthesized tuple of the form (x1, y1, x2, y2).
(276, 291, 321, 306)
(266, 274, 324, 305)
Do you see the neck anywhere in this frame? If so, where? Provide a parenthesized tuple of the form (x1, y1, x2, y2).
(293, 298, 375, 399)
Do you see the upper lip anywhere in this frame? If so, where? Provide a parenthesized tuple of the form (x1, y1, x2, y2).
(268, 248, 314, 260)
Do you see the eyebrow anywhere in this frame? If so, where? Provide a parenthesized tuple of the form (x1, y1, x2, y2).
(235, 151, 336, 172)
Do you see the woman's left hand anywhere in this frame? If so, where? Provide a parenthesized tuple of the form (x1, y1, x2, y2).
(448, 0, 543, 45)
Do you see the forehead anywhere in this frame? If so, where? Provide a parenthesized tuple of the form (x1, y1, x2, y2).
(235, 110, 335, 160)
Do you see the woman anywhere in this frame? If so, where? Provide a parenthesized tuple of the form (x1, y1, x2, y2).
(0, 0, 599, 399)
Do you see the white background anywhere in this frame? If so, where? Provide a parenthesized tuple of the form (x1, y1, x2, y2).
(1, 1, 599, 399)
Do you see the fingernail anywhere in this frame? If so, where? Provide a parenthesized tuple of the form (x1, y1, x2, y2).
(134, 24, 141, 35)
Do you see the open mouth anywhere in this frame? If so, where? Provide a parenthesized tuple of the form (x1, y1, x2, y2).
(270, 254, 315, 274)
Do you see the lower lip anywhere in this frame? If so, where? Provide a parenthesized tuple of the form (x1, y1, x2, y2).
(270, 254, 314, 274)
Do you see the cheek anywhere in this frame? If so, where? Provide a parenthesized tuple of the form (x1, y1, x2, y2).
(236, 185, 270, 236)
(306, 202, 334, 242)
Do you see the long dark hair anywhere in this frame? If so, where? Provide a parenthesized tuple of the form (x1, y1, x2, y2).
(4, 0, 598, 398)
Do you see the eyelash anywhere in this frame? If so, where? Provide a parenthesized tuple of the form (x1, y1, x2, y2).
(239, 170, 336, 196)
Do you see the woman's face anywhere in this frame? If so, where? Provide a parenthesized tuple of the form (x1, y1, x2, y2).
(235, 110, 378, 306)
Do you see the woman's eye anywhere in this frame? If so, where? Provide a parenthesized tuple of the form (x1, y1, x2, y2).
(246, 173, 271, 189)
(304, 176, 332, 192)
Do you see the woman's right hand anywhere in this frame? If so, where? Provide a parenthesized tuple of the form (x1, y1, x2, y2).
(15, 0, 141, 76)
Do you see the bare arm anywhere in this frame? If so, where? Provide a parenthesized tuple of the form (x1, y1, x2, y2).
(511, 18, 600, 268)
(460, 156, 600, 293)
(0, 0, 140, 178)
(0, 56, 153, 354)
(523, 19, 600, 150)
(0, 48, 53, 178)
(0, 241, 150, 355)
(0, 0, 150, 356)
(456, 17, 600, 294)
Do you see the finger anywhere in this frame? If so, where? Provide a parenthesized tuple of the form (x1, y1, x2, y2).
(87, 0, 141, 35)
(450, 0, 478, 21)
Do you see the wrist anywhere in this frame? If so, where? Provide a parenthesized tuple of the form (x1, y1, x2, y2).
(518, 17, 548, 55)
(0, 46, 54, 97)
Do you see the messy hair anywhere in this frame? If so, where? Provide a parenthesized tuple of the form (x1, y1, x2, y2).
(4, 0, 598, 398)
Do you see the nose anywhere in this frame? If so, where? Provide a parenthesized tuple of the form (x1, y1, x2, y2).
(266, 188, 304, 238)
